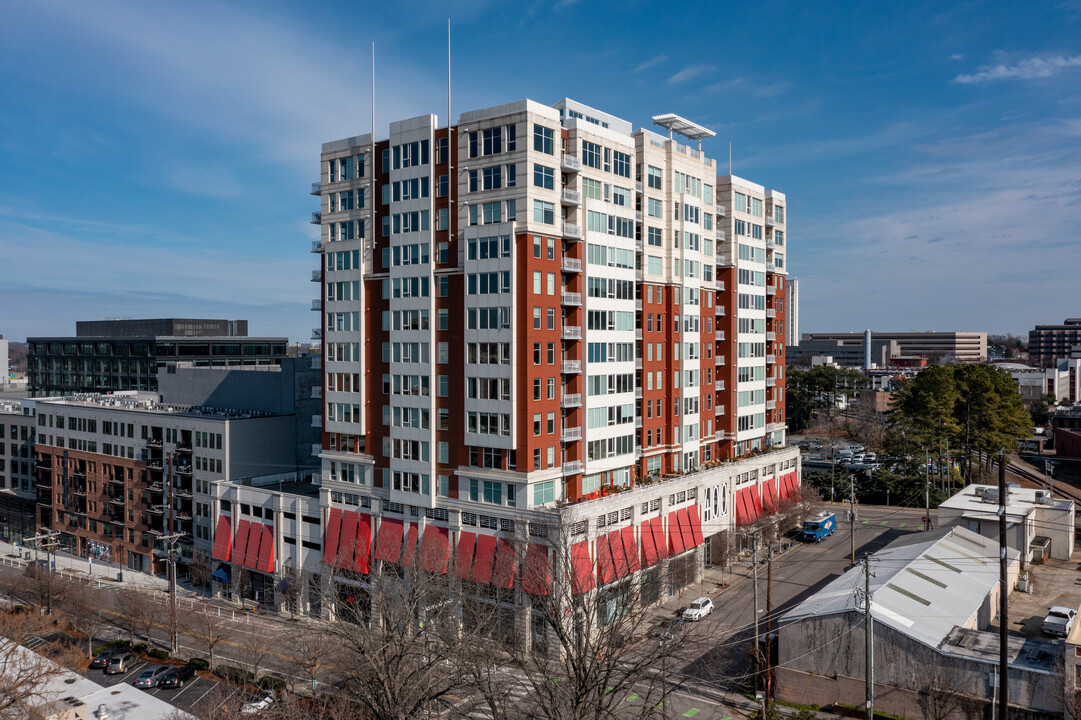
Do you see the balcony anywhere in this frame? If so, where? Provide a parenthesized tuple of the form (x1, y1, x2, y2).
(311, 386, 322, 399)
(716, 229, 726, 242)
(147, 505, 164, 516)
(715, 380, 725, 391)
(561, 189, 581, 205)
(716, 305, 725, 316)
(561, 154, 581, 172)
(310, 356, 321, 370)
(561, 292, 582, 307)
(108, 476, 124, 486)
(766, 309, 776, 318)
(146, 460, 163, 471)
(561, 325, 582, 340)
(716, 280, 725, 292)
(311, 299, 322, 311)
(311, 240, 322, 254)
(635, 417, 642, 428)
(635, 358, 643, 370)
(311, 269, 321, 282)
(146, 437, 162, 449)
(766, 378, 776, 387)
(562, 223, 582, 240)
(767, 400, 777, 410)
(716, 404, 725, 416)
(561, 426, 582, 442)
(561, 257, 582, 273)
(635, 328, 643, 341)
(174, 488, 193, 499)
(175, 443, 192, 453)
(635, 181, 643, 193)
(716, 355, 726, 366)
(312, 414, 322, 429)
(562, 360, 581, 374)
(563, 460, 583, 475)
(766, 216, 776, 227)
(72, 486, 87, 497)
(766, 237, 776, 249)
(311, 211, 322, 224)
(716, 331, 725, 341)
(148, 482, 164, 493)
(766, 354, 777, 364)
(635, 211, 643, 223)
(561, 393, 582, 408)
(766, 331, 776, 341)
(311, 182, 322, 195)
(176, 465, 192, 476)
(635, 298, 643, 311)
(312, 328, 322, 340)
(634, 386, 642, 399)
(716, 204, 726, 217)
(635, 238, 643, 252)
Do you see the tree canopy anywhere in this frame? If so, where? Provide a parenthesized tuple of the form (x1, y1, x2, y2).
(785, 365, 868, 433)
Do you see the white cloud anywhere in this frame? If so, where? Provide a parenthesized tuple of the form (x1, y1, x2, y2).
(667, 64, 713, 84)
(633, 54, 668, 73)
(953, 53, 1081, 83)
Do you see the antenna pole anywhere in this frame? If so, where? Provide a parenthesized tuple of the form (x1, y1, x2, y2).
(729, 142, 732, 175)
(864, 554, 874, 720)
(447, 19, 452, 130)
(998, 449, 1008, 720)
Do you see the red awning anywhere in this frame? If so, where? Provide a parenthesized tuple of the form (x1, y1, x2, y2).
(679, 507, 696, 550)
(454, 531, 476, 579)
(652, 515, 669, 561)
(621, 526, 641, 574)
(419, 526, 449, 574)
(596, 533, 615, 586)
(762, 478, 779, 513)
(571, 541, 594, 594)
(491, 538, 516, 589)
(667, 511, 686, 555)
(234, 519, 252, 567)
(735, 489, 749, 526)
(640, 519, 659, 567)
(212, 515, 232, 562)
(373, 518, 404, 563)
(521, 543, 549, 595)
(337, 511, 359, 570)
(353, 514, 372, 574)
(688, 505, 705, 547)
(749, 487, 763, 521)
(608, 529, 629, 579)
(255, 523, 275, 573)
(401, 524, 419, 567)
(472, 534, 497, 585)
(322, 508, 342, 566)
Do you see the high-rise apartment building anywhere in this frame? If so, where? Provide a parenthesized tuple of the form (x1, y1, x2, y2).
(307, 98, 798, 623)
(785, 278, 799, 347)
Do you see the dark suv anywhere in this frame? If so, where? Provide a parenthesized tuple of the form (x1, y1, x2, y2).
(159, 664, 197, 688)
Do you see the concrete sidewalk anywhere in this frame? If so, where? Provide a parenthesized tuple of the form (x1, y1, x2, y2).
(0, 538, 193, 596)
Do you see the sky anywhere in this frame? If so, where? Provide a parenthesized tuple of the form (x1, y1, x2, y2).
(1, 0, 1079, 343)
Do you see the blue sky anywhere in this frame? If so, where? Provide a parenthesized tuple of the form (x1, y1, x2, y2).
(1, 0, 1079, 342)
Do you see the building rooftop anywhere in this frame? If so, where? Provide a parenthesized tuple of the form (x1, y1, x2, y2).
(35, 392, 283, 420)
(781, 526, 1018, 648)
(941, 626, 1058, 672)
(938, 483, 1073, 518)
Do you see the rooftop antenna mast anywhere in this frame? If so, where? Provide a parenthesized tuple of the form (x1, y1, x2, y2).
(729, 141, 732, 175)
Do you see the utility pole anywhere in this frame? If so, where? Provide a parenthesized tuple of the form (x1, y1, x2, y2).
(997, 450, 1008, 720)
(849, 474, 857, 566)
(26, 530, 61, 613)
(924, 448, 932, 532)
(751, 533, 761, 695)
(765, 546, 773, 712)
(161, 452, 185, 656)
(863, 554, 875, 720)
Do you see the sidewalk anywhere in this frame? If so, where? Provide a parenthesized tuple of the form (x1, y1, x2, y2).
(0, 538, 193, 597)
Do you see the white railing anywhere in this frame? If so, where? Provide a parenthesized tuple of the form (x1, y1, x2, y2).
(561, 257, 582, 272)
(311, 270, 321, 282)
(562, 189, 581, 205)
(563, 460, 583, 474)
(311, 211, 322, 224)
(561, 393, 582, 408)
(561, 154, 581, 171)
(311, 240, 322, 253)
(562, 360, 581, 374)
(716, 205, 726, 216)
(562, 426, 582, 442)
(561, 292, 582, 306)
(311, 182, 322, 195)
(563, 223, 582, 239)
(312, 328, 322, 340)
(561, 326, 582, 340)
(311, 300, 321, 311)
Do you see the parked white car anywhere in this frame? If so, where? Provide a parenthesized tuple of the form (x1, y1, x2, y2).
(682, 597, 714, 622)
(1043, 607, 1077, 637)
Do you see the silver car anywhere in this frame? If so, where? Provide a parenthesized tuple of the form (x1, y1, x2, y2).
(133, 665, 170, 688)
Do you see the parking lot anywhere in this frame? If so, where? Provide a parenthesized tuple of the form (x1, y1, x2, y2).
(1008, 557, 1081, 639)
(77, 652, 226, 713)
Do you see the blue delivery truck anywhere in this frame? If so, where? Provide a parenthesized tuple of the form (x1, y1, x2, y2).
(802, 511, 836, 542)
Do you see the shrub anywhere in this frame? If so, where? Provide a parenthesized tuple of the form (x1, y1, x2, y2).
(216, 665, 254, 684)
(132, 643, 148, 653)
(258, 676, 287, 692)
(147, 648, 170, 660)
(187, 658, 209, 670)
(95, 639, 130, 653)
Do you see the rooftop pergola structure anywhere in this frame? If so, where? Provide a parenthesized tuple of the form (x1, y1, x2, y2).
(651, 113, 716, 151)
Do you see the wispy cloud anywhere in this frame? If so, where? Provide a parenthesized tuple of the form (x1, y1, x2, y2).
(633, 54, 668, 73)
(953, 53, 1081, 83)
(667, 64, 713, 84)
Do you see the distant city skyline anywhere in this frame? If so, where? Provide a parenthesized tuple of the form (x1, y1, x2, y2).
(1, 0, 1079, 342)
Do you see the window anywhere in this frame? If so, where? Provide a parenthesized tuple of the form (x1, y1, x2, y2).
(533, 200, 555, 224)
(647, 165, 662, 189)
(482, 127, 502, 155)
(582, 141, 601, 169)
(534, 165, 555, 190)
(612, 151, 631, 178)
(647, 198, 663, 218)
(533, 125, 554, 154)
(533, 480, 555, 506)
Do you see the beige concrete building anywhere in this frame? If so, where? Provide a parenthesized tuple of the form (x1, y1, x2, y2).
(796, 330, 988, 364)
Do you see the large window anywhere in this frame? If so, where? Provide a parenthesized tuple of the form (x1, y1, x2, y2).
(533, 165, 554, 190)
(533, 200, 555, 225)
(582, 141, 601, 169)
(533, 125, 554, 154)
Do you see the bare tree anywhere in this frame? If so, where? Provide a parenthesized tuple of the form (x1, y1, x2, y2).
(188, 554, 212, 598)
(114, 588, 157, 644)
(234, 625, 274, 683)
(183, 603, 231, 671)
(915, 652, 983, 720)
(62, 584, 110, 658)
(4, 563, 71, 615)
(0, 609, 83, 719)
(282, 621, 330, 692)
(465, 525, 699, 720)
